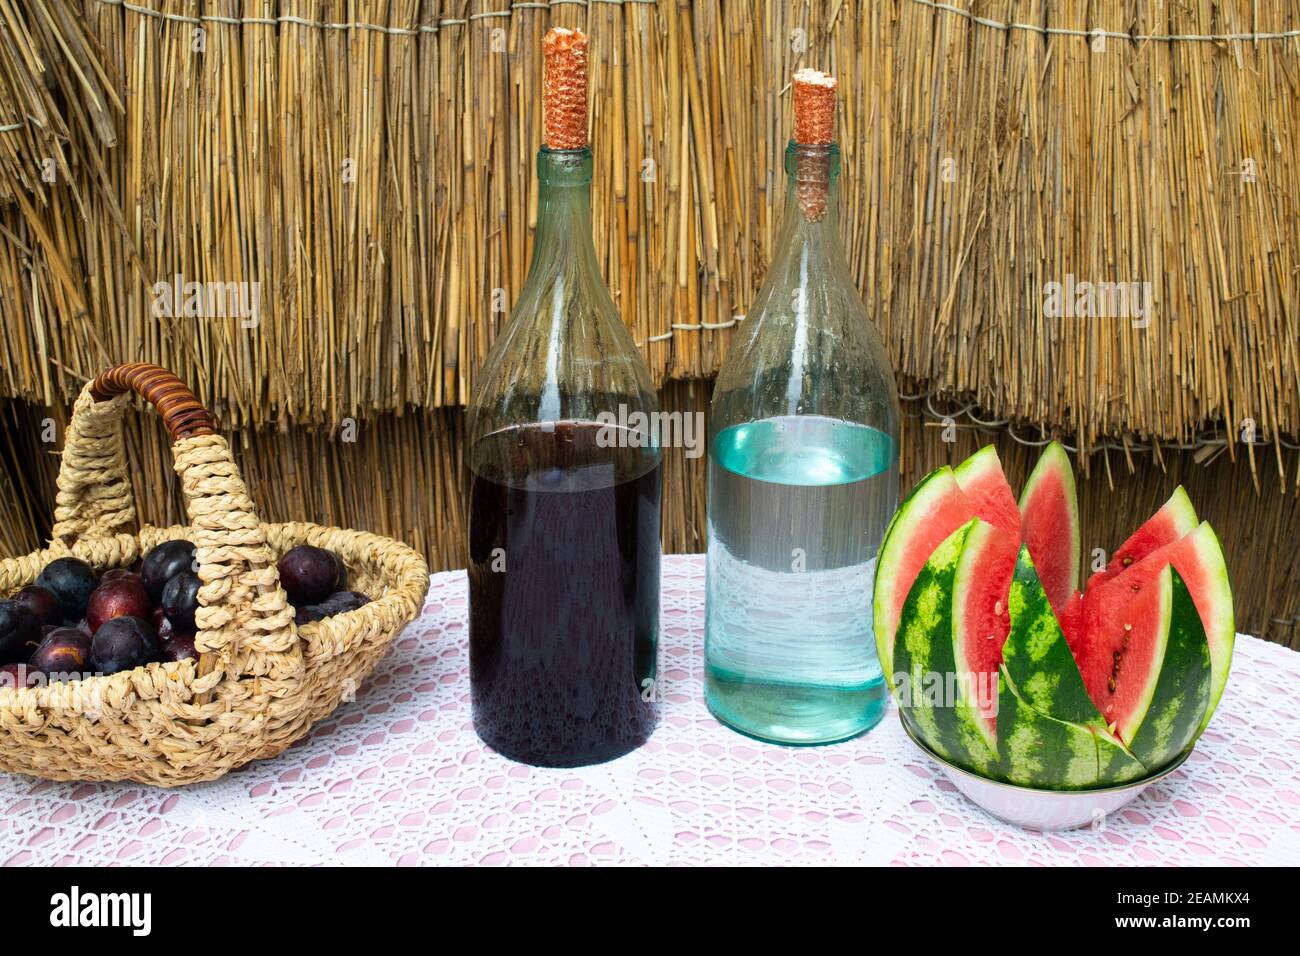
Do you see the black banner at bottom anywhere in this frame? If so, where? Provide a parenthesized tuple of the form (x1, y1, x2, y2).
(0, 865, 1276, 941)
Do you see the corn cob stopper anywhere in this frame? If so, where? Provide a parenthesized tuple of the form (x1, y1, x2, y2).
(792, 68, 837, 221)
(543, 27, 588, 150)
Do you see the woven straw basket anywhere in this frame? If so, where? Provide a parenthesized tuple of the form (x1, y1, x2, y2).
(0, 364, 430, 786)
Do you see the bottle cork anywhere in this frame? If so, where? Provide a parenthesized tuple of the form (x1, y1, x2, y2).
(792, 68, 837, 145)
(792, 68, 837, 221)
(543, 27, 588, 150)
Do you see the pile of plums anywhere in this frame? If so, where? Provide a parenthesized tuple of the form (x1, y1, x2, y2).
(0, 542, 368, 691)
(276, 544, 370, 626)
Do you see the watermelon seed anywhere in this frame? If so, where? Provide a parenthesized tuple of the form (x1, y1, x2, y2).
(1121, 556, 1133, 568)
(994, 600, 1003, 616)
(1109, 645, 1126, 692)
(1123, 623, 1132, 632)
(1130, 583, 1141, 592)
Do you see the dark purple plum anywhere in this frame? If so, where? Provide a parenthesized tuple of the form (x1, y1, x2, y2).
(89, 616, 159, 675)
(140, 540, 196, 602)
(0, 663, 40, 691)
(158, 632, 198, 663)
(29, 628, 92, 679)
(319, 591, 370, 616)
(294, 605, 328, 627)
(36, 557, 99, 620)
(161, 571, 201, 631)
(13, 585, 61, 628)
(0, 601, 40, 665)
(86, 577, 153, 634)
(277, 545, 340, 606)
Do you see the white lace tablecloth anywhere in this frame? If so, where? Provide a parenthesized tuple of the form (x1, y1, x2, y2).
(2, 554, 1298, 866)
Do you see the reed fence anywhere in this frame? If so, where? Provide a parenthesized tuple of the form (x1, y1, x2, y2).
(1, 0, 1298, 640)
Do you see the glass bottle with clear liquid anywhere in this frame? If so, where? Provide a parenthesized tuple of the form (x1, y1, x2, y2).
(705, 120, 900, 744)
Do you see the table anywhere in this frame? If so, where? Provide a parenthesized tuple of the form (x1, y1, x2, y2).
(1, 555, 1297, 866)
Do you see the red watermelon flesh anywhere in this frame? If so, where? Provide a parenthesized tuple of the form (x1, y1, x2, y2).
(1076, 566, 1172, 736)
(1057, 590, 1084, 655)
(952, 520, 1019, 743)
(953, 445, 1021, 540)
(1086, 486, 1197, 592)
(1082, 521, 1233, 731)
(1018, 442, 1080, 617)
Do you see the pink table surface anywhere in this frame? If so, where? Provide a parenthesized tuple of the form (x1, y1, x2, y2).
(1, 554, 1297, 866)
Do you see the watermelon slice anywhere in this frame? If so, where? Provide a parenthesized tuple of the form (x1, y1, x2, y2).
(998, 548, 1147, 785)
(892, 520, 998, 775)
(1086, 486, 1197, 590)
(948, 447, 1021, 748)
(954, 445, 1020, 540)
(1075, 565, 1211, 768)
(873, 466, 975, 681)
(1018, 441, 1080, 617)
(1001, 546, 1102, 727)
(951, 520, 1018, 749)
(1083, 521, 1233, 733)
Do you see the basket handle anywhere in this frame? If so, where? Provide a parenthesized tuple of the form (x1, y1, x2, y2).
(52, 363, 300, 688)
(53, 363, 217, 542)
(90, 363, 218, 440)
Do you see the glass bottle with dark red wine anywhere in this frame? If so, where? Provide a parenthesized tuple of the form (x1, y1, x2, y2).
(466, 28, 660, 767)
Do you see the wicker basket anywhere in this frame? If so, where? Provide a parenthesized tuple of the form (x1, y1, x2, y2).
(0, 364, 430, 786)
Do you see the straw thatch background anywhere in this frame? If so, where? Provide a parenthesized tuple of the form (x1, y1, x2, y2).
(1, 1, 1298, 642)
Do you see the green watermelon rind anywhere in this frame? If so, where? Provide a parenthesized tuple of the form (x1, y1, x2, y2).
(1017, 440, 1081, 606)
(1125, 568, 1212, 770)
(1183, 523, 1234, 736)
(892, 520, 998, 776)
(873, 465, 962, 684)
(1002, 545, 1106, 728)
(996, 667, 1101, 790)
(1094, 727, 1148, 785)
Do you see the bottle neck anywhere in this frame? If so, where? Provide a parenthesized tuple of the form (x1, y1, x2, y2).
(779, 140, 843, 254)
(530, 147, 597, 272)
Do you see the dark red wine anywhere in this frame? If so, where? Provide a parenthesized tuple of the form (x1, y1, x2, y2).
(468, 421, 661, 767)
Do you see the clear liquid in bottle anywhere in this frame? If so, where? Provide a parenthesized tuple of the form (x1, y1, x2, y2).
(704, 70, 901, 744)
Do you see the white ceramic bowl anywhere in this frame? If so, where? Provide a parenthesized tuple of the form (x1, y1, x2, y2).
(902, 721, 1191, 831)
